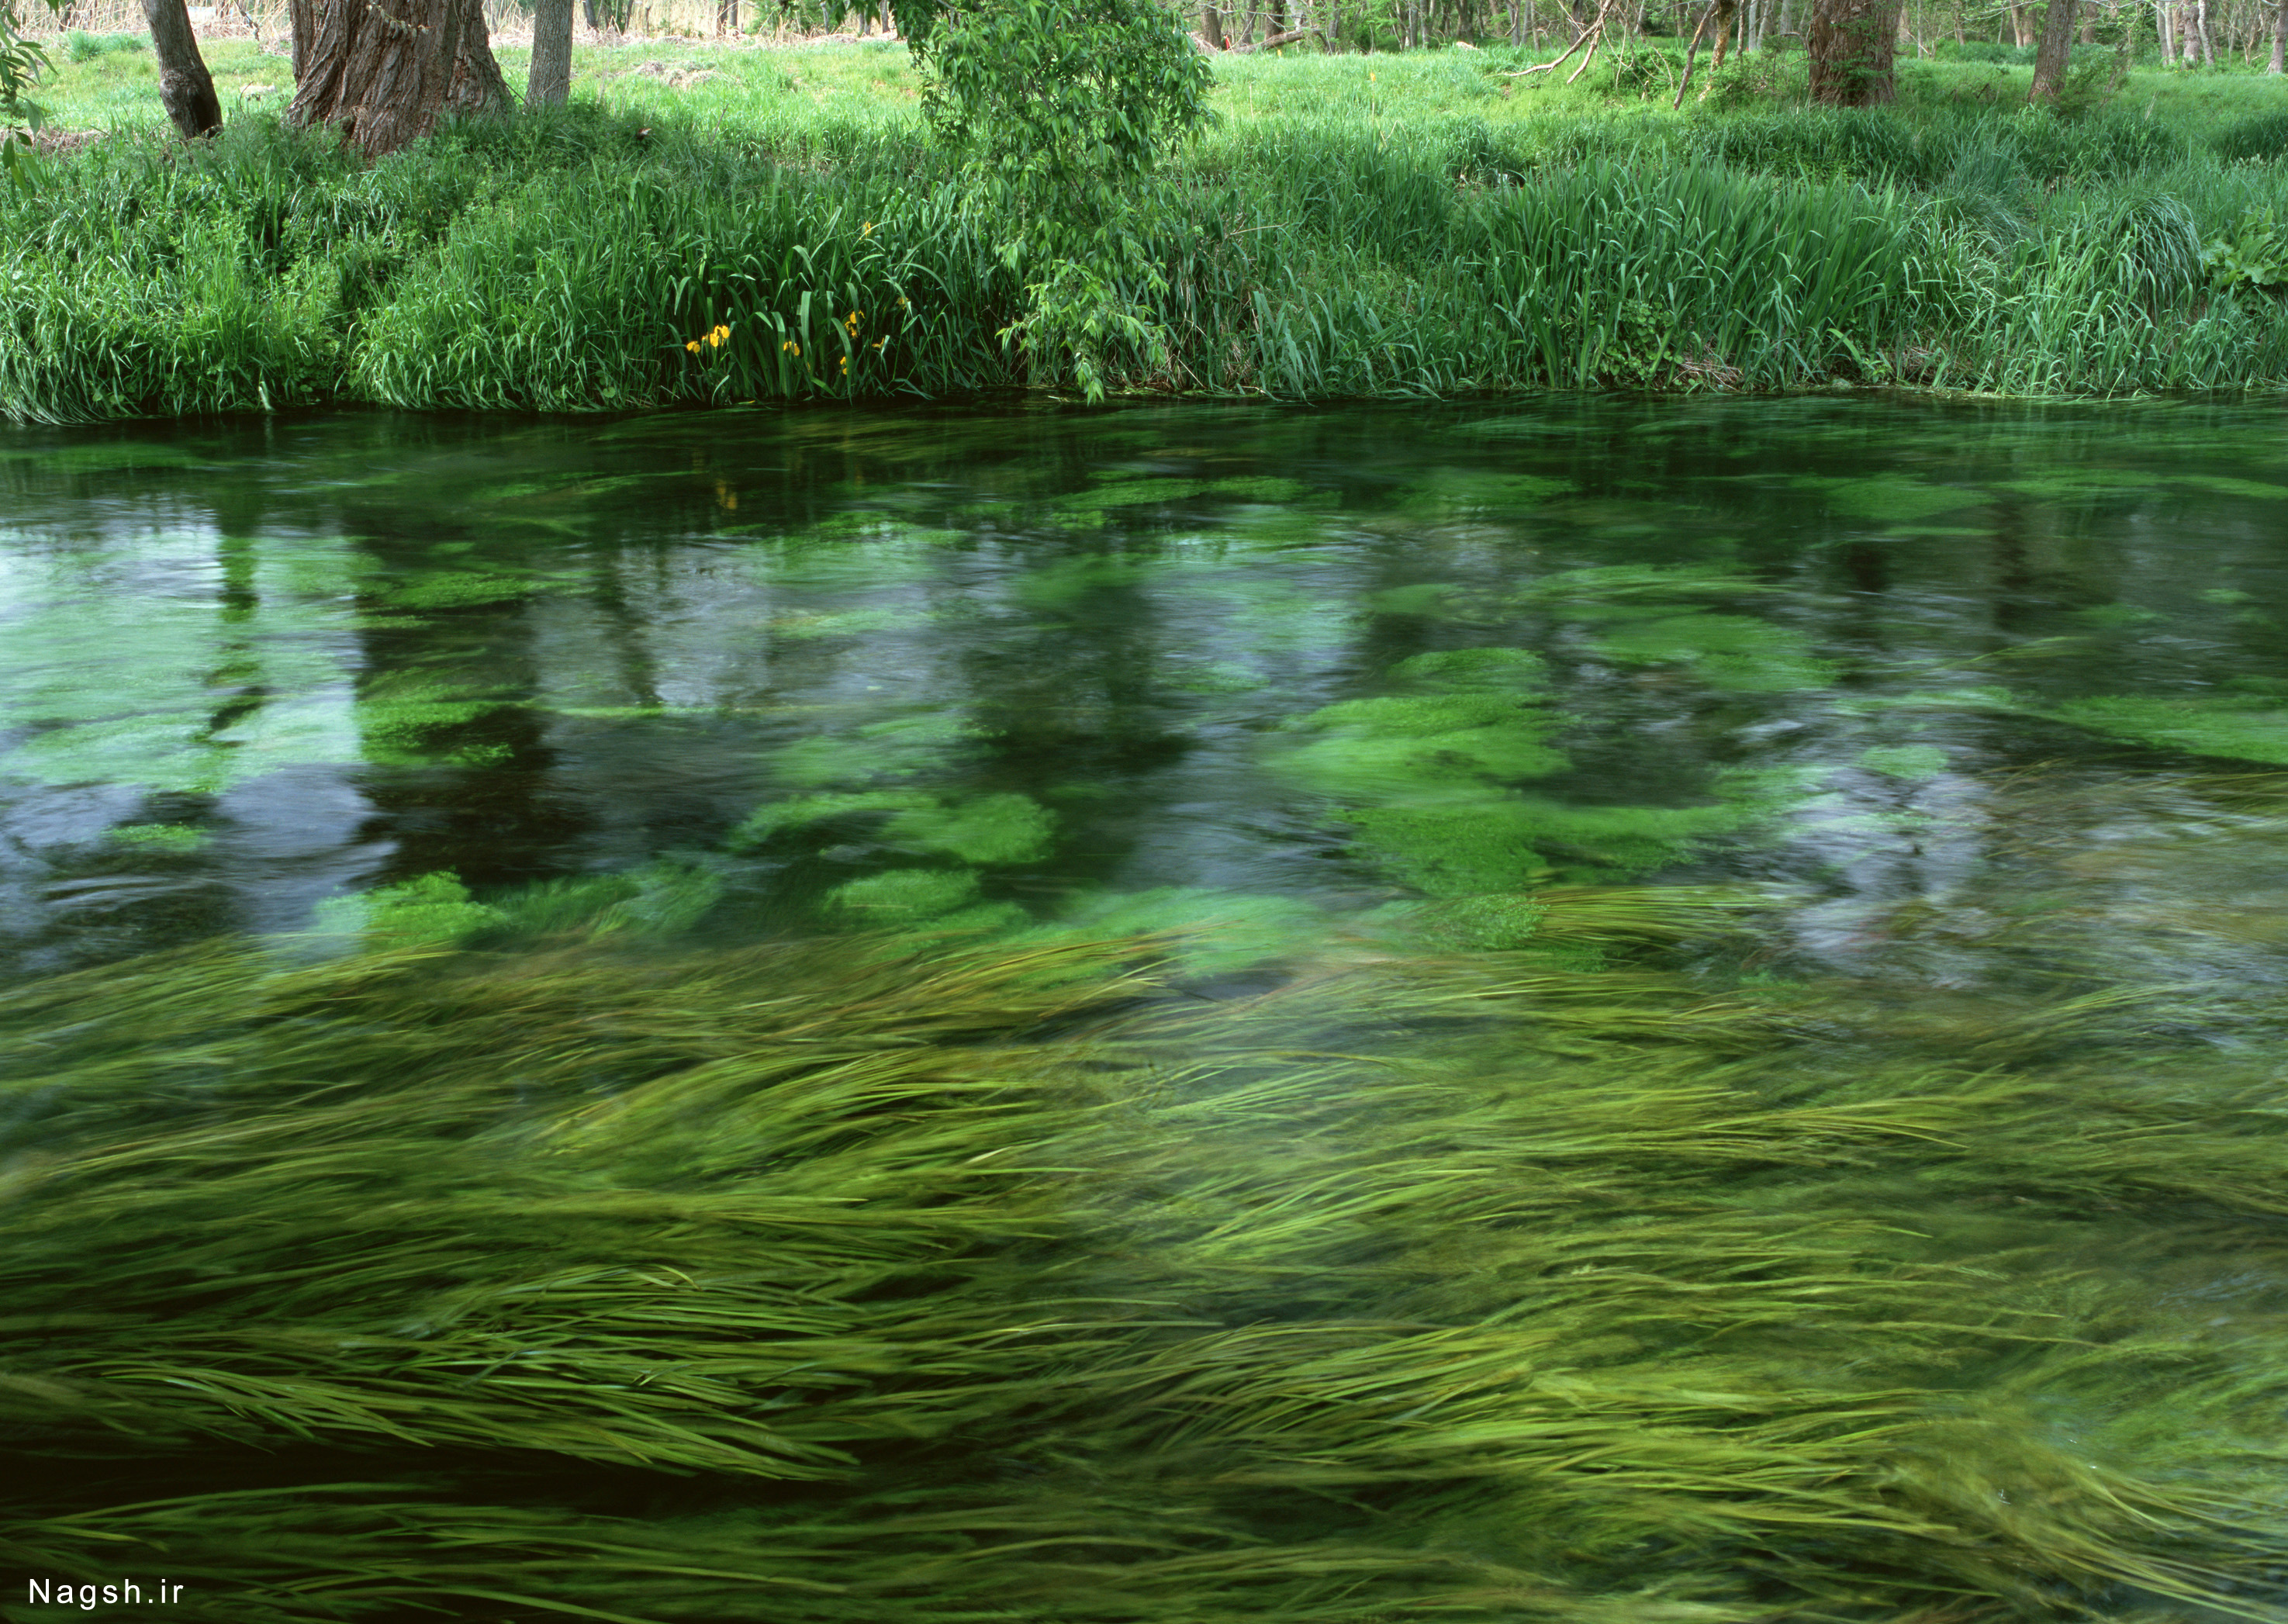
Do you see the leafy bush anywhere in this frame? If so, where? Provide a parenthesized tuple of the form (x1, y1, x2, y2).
(2201, 204, 2288, 292)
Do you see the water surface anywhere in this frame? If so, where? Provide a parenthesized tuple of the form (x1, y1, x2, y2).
(4, 396, 2286, 993)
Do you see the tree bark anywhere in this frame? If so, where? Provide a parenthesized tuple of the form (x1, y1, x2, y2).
(2270, 0, 2284, 71)
(2027, 0, 2075, 98)
(287, 0, 509, 156)
(1808, 0, 1898, 102)
(142, 0, 222, 140)
(529, 0, 574, 102)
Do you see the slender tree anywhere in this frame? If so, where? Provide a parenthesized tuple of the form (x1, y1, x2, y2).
(2270, 0, 2283, 71)
(1807, 0, 1899, 102)
(1, 0, 64, 163)
(528, 0, 575, 102)
(2027, 0, 2077, 98)
(142, 0, 222, 138)
(287, 0, 508, 156)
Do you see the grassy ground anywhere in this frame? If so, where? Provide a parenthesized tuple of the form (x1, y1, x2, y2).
(9, 34, 2288, 417)
(31, 31, 2288, 145)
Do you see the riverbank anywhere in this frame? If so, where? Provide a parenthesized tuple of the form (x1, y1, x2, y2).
(8, 40, 2288, 418)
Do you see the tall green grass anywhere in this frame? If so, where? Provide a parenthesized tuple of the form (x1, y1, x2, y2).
(5, 891, 2287, 1621)
(7, 58, 2288, 417)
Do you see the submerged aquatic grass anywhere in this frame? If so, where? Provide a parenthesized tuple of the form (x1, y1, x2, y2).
(4, 864, 2286, 1621)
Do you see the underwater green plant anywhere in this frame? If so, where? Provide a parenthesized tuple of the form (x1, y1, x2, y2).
(2, 883, 2285, 1622)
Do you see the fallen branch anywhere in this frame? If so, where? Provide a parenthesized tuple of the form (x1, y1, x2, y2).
(1564, 0, 1620, 84)
(1672, 2, 1719, 104)
(1508, 18, 1596, 73)
(1226, 26, 1315, 50)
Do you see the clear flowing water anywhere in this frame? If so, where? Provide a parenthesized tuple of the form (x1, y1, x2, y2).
(9, 398, 2288, 1622)
(4, 396, 2286, 993)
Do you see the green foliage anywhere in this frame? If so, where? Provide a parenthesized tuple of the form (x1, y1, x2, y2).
(2200, 204, 2288, 292)
(910, 0, 1210, 193)
(0, 0, 60, 172)
(903, 0, 1211, 403)
(14, 46, 2288, 413)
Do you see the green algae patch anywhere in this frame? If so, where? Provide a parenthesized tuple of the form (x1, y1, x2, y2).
(773, 715, 991, 791)
(1857, 745, 1951, 781)
(769, 606, 930, 640)
(354, 676, 519, 765)
(1393, 647, 1550, 691)
(1052, 475, 1317, 515)
(1398, 470, 1575, 520)
(378, 572, 543, 610)
(727, 789, 938, 849)
(883, 793, 1056, 866)
(1512, 563, 1769, 612)
(309, 871, 506, 945)
(1166, 659, 1267, 694)
(824, 866, 982, 921)
(1051, 477, 1219, 513)
(1274, 696, 1571, 799)
(1791, 474, 1983, 521)
(8, 699, 364, 795)
(2048, 694, 2288, 765)
(1034, 885, 1325, 974)
(1347, 793, 1763, 890)
(105, 822, 212, 852)
(1205, 475, 1313, 503)
(1586, 612, 1837, 693)
(1273, 647, 1567, 802)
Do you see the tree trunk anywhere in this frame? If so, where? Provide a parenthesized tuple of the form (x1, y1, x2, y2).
(529, 0, 574, 102)
(142, 0, 222, 139)
(2027, 0, 2075, 97)
(2270, 0, 2283, 71)
(1809, 0, 1899, 101)
(288, 0, 509, 156)
(2193, 0, 2210, 58)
